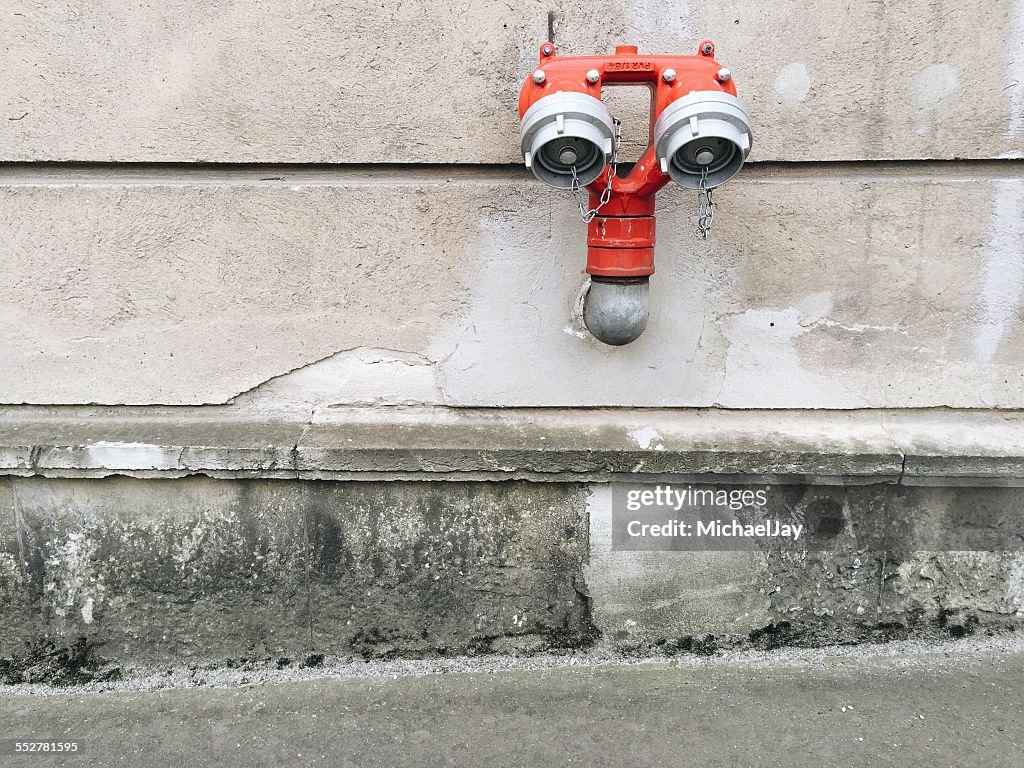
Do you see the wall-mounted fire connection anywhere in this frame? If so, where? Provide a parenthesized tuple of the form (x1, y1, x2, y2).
(518, 41, 752, 345)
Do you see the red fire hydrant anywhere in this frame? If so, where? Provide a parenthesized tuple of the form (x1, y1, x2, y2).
(518, 41, 752, 345)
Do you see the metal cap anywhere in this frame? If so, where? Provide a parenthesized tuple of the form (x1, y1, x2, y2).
(520, 92, 615, 188)
(653, 90, 753, 189)
(583, 277, 650, 346)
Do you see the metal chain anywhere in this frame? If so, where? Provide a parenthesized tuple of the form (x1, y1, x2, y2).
(570, 118, 621, 223)
(697, 165, 714, 239)
(568, 123, 717, 238)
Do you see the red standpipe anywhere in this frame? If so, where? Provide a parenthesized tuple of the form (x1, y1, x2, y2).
(517, 41, 739, 279)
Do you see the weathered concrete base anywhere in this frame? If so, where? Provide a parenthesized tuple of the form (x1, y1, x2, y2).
(586, 483, 1024, 652)
(1, 405, 1021, 675)
(1, 478, 592, 670)
(3, 473, 1023, 678)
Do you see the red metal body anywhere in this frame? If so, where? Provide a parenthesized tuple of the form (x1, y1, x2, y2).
(518, 42, 738, 277)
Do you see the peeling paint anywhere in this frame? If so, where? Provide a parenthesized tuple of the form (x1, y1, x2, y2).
(232, 347, 443, 410)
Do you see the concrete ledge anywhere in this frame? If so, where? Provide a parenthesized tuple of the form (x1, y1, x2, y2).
(1, 407, 1022, 485)
(883, 411, 1024, 485)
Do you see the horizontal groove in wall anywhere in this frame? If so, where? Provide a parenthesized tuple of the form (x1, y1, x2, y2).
(2, 404, 1023, 415)
(0, 159, 1023, 186)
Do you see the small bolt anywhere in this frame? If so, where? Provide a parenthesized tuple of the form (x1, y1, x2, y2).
(701, 42, 715, 55)
(716, 67, 731, 82)
(586, 68, 600, 84)
(558, 147, 578, 165)
(542, 44, 553, 56)
(662, 68, 677, 83)
(695, 148, 715, 166)
(532, 69, 546, 84)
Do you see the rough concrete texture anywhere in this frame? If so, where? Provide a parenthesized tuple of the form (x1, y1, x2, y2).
(2, 407, 1022, 486)
(586, 484, 1024, 649)
(2, 1, 1024, 162)
(0, 478, 592, 664)
(2, 170, 1023, 406)
(2, 646, 1023, 767)
(3, 475, 1023, 672)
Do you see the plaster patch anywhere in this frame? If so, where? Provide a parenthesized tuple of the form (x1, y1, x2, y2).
(563, 278, 591, 340)
(715, 300, 866, 408)
(629, 426, 665, 451)
(912, 64, 959, 136)
(973, 180, 1024, 371)
(774, 63, 811, 107)
(84, 442, 181, 471)
(1008, 556, 1024, 614)
(794, 292, 834, 326)
(582, 484, 771, 641)
(429, 194, 717, 406)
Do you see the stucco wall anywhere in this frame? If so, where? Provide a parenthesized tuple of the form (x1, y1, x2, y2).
(1, 169, 1022, 406)
(2, 0, 1023, 163)
(1, 1, 1023, 408)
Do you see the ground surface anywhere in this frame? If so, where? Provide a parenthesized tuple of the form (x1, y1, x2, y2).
(1, 638, 1022, 767)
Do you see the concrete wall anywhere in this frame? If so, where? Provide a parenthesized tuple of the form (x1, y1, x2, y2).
(2, 1, 1024, 670)
(3, 1, 1023, 163)
(1, 0, 1023, 406)
(2, 478, 592, 662)
(4, 476, 1022, 666)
